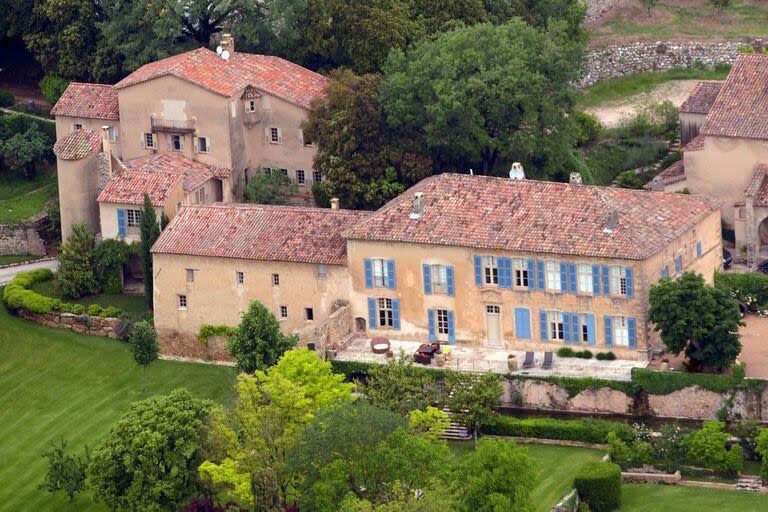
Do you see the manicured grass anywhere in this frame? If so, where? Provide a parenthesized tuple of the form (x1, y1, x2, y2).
(449, 441, 604, 511)
(577, 67, 731, 108)
(0, 254, 41, 265)
(619, 484, 768, 511)
(0, 296, 236, 511)
(0, 168, 56, 201)
(0, 181, 56, 224)
(30, 279, 150, 317)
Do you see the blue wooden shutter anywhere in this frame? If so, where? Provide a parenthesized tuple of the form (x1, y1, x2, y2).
(675, 256, 682, 274)
(117, 208, 127, 238)
(446, 266, 455, 297)
(604, 315, 613, 347)
(428, 309, 436, 342)
(592, 264, 601, 294)
(536, 260, 545, 290)
(571, 313, 580, 344)
(625, 267, 634, 298)
(526, 260, 535, 290)
(661, 267, 668, 280)
(602, 265, 611, 295)
(563, 312, 572, 343)
(392, 299, 401, 329)
(386, 260, 396, 290)
(499, 257, 512, 288)
(514, 308, 531, 339)
(559, 263, 567, 293)
(364, 259, 373, 289)
(539, 310, 548, 341)
(367, 297, 377, 329)
(474, 255, 482, 286)
(447, 311, 455, 344)
(627, 317, 637, 349)
(585, 314, 596, 346)
(423, 264, 432, 295)
(696, 241, 702, 259)
(568, 263, 577, 294)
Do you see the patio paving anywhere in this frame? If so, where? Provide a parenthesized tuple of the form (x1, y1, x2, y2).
(335, 339, 647, 381)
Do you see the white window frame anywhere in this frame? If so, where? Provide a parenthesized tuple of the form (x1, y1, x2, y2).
(280, 305, 288, 318)
(548, 311, 564, 341)
(269, 127, 282, 144)
(512, 258, 528, 287)
(171, 134, 183, 152)
(377, 298, 394, 327)
(312, 170, 322, 183)
(431, 264, 448, 294)
(144, 132, 156, 149)
(301, 129, 314, 147)
(613, 316, 629, 346)
(72, 123, 83, 132)
(246, 99, 256, 112)
(196, 136, 210, 153)
(195, 187, 206, 204)
(272, 273, 280, 286)
(371, 258, 390, 288)
(610, 266, 628, 296)
(436, 308, 450, 340)
(236, 271, 244, 285)
(483, 256, 498, 285)
(297, 169, 306, 184)
(545, 261, 561, 291)
(178, 295, 187, 309)
(577, 264, 593, 294)
(580, 315, 590, 343)
(126, 209, 142, 228)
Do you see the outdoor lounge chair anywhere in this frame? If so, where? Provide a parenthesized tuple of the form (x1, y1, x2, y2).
(542, 351, 554, 370)
(522, 351, 535, 369)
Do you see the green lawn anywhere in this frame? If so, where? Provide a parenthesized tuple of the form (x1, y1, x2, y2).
(577, 67, 732, 108)
(30, 279, 150, 317)
(449, 441, 604, 512)
(0, 180, 56, 224)
(620, 484, 768, 511)
(0, 254, 42, 265)
(0, 295, 236, 511)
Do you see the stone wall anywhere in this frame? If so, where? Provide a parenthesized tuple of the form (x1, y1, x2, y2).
(622, 470, 682, 485)
(0, 224, 46, 256)
(577, 41, 742, 89)
(584, 0, 620, 24)
(19, 309, 120, 338)
(157, 330, 233, 363)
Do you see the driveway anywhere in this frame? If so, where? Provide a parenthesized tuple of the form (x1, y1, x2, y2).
(0, 259, 58, 285)
(739, 315, 768, 379)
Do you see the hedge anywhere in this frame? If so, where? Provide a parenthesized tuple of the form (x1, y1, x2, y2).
(574, 462, 622, 512)
(630, 368, 742, 395)
(481, 416, 634, 444)
(329, 359, 446, 380)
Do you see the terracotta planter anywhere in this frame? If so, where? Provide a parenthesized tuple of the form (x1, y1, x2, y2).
(507, 354, 518, 371)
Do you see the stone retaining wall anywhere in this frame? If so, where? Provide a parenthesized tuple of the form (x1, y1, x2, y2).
(584, 0, 620, 24)
(19, 309, 120, 338)
(622, 470, 682, 485)
(577, 40, 743, 89)
(0, 224, 46, 256)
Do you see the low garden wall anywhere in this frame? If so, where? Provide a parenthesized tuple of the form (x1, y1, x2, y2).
(19, 309, 120, 338)
(0, 224, 46, 256)
(621, 469, 682, 485)
(584, 0, 619, 24)
(157, 329, 233, 363)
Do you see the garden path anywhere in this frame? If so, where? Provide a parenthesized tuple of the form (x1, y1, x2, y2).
(0, 258, 58, 285)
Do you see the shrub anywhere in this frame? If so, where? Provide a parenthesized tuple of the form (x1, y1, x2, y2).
(39, 76, 71, 105)
(574, 462, 622, 512)
(576, 349, 593, 359)
(756, 428, 768, 479)
(614, 170, 644, 189)
(482, 416, 633, 444)
(606, 431, 653, 470)
(572, 110, 603, 146)
(557, 347, 576, 357)
(2, 269, 56, 313)
(596, 352, 616, 361)
(0, 89, 14, 107)
(70, 304, 85, 315)
(100, 306, 122, 318)
(686, 421, 744, 474)
(87, 304, 103, 316)
(714, 271, 768, 311)
(631, 368, 738, 395)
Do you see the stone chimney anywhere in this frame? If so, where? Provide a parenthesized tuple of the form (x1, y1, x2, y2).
(220, 33, 235, 55)
(569, 172, 582, 185)
(604, 210, 619, 233)
(97, 126, 113, 190)
(330, 197, 340, 210)
(754, 38, 764, 53)
(409, 192, 425, 219)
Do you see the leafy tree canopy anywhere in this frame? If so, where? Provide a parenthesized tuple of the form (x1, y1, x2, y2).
(0, 122, 48, 178)
(226, 300, 297, 373)
(444, 372, 502, 448)
(362, 352, 439, 415)
(244, 170, 298, 204)
(56, 223, 98, 299)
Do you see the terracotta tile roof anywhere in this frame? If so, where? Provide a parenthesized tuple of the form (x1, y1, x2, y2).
(53, 129, 102, 160)
(701, 54, 768, 140)
(114, 48, 328, 109)
(746, 164, 768, 206)
(97, 152, 225, 206)
(50, 83, 119, 120)
(679, 81, 723, 114)
(344, 174, 721, 261)
(682, 134, 705, 152)
(644, 160, 686, 190)
(152, 204, 369, 265)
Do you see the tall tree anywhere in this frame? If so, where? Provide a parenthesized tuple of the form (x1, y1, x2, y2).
(380, 20, 586, 178)
(304, 69, 431, 209)
(139, 193, 160, 309)
(130, 321, 159, 391)
(56, 223, 98, 299)
(649, 271, 742, 372)
(39, 439, 89, 503)
(0, 123, 48, 178)
(88, 389, 212, 512)
(226, 300, 297, 373)
(444, 372, 502, 449)
(362, 353, 438, 416)
(244, 170, 298, 204)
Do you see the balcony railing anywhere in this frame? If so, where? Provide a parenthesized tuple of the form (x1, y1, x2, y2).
(150, 115, 196, 133)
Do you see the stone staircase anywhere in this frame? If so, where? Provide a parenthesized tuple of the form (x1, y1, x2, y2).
(439, 409, 471, 441)
(736, 475, 762, 492)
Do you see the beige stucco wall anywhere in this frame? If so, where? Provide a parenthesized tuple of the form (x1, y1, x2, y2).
(57, 154, 101, 240)
(152, 253, 350, 342)
(99, 202, 165, 242)
(54, 117, 121, 158)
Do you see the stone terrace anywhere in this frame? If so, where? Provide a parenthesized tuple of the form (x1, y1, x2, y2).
(335, 339, 647, 381)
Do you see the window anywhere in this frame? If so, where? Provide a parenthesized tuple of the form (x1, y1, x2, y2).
(246, 100, 256, 112)
(305, 307, 314, 321)
(371, 258, 390, 288)
(171, 135, 183, 151)
(548, 311, 564, 340)
(236, 271, 244, 285)
(262, 167, 272, 176)
(581, 316, 590, 343)
(144, 133, 156, 149)
(280, 305, 288, 318)
(545, 261, 561, 291)
(197, 137, 209, 153)
(486, 305, 500, 314)
(297, 170, 306, 184)
(430, 264, 448, 294)
(313, 170, 322, 183)
(269, 127, 281, 144)
(272, 273, 280, 286)
(195, 187, 206, 204)
(377, 298, 394, 327)
(302, 130, 314, 146)
(661, 266, 669, 280)
(675, 255, 683, 274)
(436, 309, 449, 336)
(279, 168, 288, 176)
(317, 264, 328, 278)
(610, 266, 627, 295)
(577, 264, 593, 294)
(126, 209, 141, 227)
(512, 258, 528, 287)
(613, 316, 630, 346)
(186, 269, 195, 283)
(483, 256, 498, 285)
(178, 295, 187, 309)
(108, 126, 119, 142)
(73, 123, 83, 131)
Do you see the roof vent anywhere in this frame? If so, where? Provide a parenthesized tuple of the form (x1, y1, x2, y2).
(569, 172, 582, 185)
(330, 197, 340, 210)
(509, 162, 525, 180)
(410, 192, 425, 219)
(603, 210, 619, 233)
